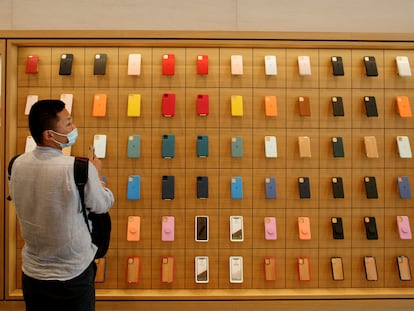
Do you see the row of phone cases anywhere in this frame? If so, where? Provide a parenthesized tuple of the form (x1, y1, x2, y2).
(25, 92, 413, 120)
(125, 214, 413, 243)
(25, 53, 413, 78)
(96, 254, 413, 284)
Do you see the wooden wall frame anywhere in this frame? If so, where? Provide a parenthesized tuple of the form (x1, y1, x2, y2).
(2, 31, 414, 310)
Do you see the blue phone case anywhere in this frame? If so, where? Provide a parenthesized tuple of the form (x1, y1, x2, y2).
(127, 175, 141, 200)
(127, 135, 141, 158)
(231, 177, 243, 199)
(231, 136, 243, 158)
(398, 176, 412, 199)
(197, 135, 209, 157)
(162, 134, 175, 158)
(265, 177, 277, 199)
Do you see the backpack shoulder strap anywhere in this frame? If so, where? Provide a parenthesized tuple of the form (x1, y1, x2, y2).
(74, 157, 91, 234)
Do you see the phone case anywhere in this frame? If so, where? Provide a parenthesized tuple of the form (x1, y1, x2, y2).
(162, 54, 175, 75)
(95, 257, 106, 283)
(127, 216, 141, 241)
(60, 93, 73, 114)
(397, 136, 413, 158)
(231, 55, 243, 75)
(230, 216, 244, 242)
(364, 56, 378, 77)
(364, 136, 379, 158)
(25, 136, 36, 153)
(195, 216, 209, 242)
(230, 177, 243, 200)
(298, 136, 312, 158)
(298, 55, 311, 76)
(330, 257, 344, 281)
(93, 134, 107, 158)
(59, 53, 73, 75)
(127, 175, 141, 200)
(231, 95, 243, 116)
(396, 95, 412, 118)
(264, 136, 277, 158)
(331, 96, 345, 116)
(264, 55, 277, 76)
(298, 177, 311, 199)
(331, 177, 344, 199)
(25, 95, 39, 115)
(231, 136, 243, 158)
(197, 94, 209, 116)
(396, 56, 412, 77)
(298, 216, 311, 240)
(264, 217, 277, 240)
(397, 256, 412, 281)
(196, 176, 208, 199)
(25, 55, 39, 74)
(331, 217, 344, 239)
(397, 216, 412, 240)
(264, 257, 277, 281)
(264, 95, 278, 117)
(161, 134, 175, 158)
(298, 257, 311, 281)
(364, 96, 378, 117)
(127, 135, 141, 158)
(197, 135, 209, 157)
(161, 256, 174, 283)
(161, 216, 175, 241)
(397, 176, 412, 199)
(161, 93, 176, 117)
(126, 256, 140, 284)
(331, 56, 344, 76)
(197, 55, 208, 75)
(298, 96, 311, 116)
(331, 137, 345, 158)
(229, 256, 243, 283)
(161, 176, 175, 200)
(364, 256, 378, 281)
(127, 94, 141, 117)
(364, 176, 378, 199)
(93, 94, 107, 117)
(364, 216, 378, 240)
(195, 256, 209, 283)
(93, 53, 107, 75)
(127, 53, 141, 76)
(265, 177, 277, 199)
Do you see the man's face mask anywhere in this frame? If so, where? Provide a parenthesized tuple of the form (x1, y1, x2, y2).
(50, 128, 78, 148)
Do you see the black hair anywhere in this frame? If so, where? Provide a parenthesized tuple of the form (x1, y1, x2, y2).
(28, 99, 66, 144)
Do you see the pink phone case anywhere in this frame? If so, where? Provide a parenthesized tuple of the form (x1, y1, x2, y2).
(264, 217, 277, 240)
(397, 216, 412, 240)
(161, 216, 175, 241)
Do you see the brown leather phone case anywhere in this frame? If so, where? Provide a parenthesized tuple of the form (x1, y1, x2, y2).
(298, 96, 311, 116)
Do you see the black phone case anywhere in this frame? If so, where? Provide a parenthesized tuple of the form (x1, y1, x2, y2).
(331, 217, 344, 239)
(364, 96, 379, 117)
(331, 137, 345, 158)
(196, 217, 208, 241)
(364, 176, 378, 199)
(94, 53, 107, 75)
(59, 53, 73, 75)
(331, 96, 345, 116)
(162, 175, 175, 200)
(364, 216, 378, 240)
(196, 176, 208, 199)
(331, 56, 344, 76)
(364, 56, 378, 76)
(298, 177, 311, 199)
(331, 177, 344, 199)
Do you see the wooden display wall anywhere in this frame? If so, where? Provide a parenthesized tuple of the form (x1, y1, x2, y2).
(5, 33, 414, 301)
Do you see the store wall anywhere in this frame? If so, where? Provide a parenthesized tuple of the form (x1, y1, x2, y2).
(0, 0, 414, 33)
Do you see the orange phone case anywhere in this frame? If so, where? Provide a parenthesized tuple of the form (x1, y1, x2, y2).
(298, 257, 311, 281)
(397, 95, 412, 118)
(298, 216, 311, 240)
(93, 94, 107, 117)
(126, 256, 140, 284)
(265, 95, 278, 117)
(127, 216, 141, 241)
(264, 257, 277, 281)
(94, 258, 106, 283)
(161, 256, 174, 283)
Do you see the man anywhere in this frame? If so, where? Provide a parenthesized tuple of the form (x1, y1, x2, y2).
(9, 99, 114, 311)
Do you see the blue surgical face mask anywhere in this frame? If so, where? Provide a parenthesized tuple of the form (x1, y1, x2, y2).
(51, 128, 78, 148)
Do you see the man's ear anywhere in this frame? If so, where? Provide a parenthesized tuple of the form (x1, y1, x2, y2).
(42, 130, 54, 143)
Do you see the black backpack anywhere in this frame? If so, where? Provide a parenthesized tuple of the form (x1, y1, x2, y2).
(8, 155, 111, 259)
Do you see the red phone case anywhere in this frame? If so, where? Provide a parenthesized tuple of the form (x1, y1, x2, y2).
(162, 54, 175, 75)
(197, 55, 208, 74)
(197, 94, 209, 116)
(162, 93, 176, 117)
(25, 55, 39, 74)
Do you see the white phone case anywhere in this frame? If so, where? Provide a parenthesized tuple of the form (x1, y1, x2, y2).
(93, 134, 107, 158)
(128, 53, 141, 76)
(231, 55, 243, 75)
(25, 136, 36, 153)
(397, 135, 413, 158)
(25, 95, 39, 115)
(264, 55, 277, 76)
(195, 256, 209, 284)
(298, 55, 311, 76)
(230, 216, 244, 242)
(229, 256, 243, 283)
(60, 93, 73, 113)
(396, 56, 412, 77)
(264, 136, 277, 158)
